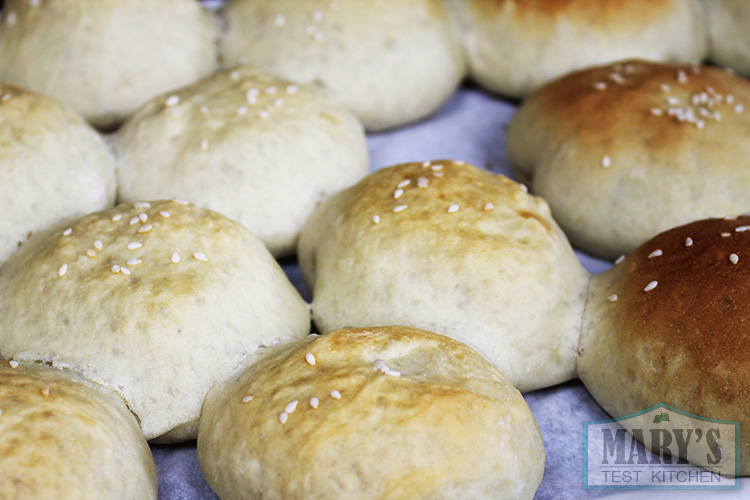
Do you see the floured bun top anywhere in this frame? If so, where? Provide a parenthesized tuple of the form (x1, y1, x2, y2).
(198, 326, 545, 500)
(0, 200, 311, 441)
(508, 60, 750, 259)
(299, 160, 589, 392)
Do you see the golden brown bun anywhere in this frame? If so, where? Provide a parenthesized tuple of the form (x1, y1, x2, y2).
(198, 326, 545, 500)
(0, 200, 310, 441)
(578, 216, 750, 474)
(114, 66, 369, 257)
(508, 60, 750, 259)
(298, 160, 589, 392)
(0, 0, 218, 128)
(447, 0, 706, 97)
(0, 362, 156, 499)
(220, 0, 466, 130)
(706, 0, 750, 77)
(0, 84, 116, 266)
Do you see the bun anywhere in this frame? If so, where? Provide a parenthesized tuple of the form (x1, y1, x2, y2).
(508, 60, 750, 259)
(298, 160, 589, 392)
(0, 0, 218, 128)
(114, 66, 369, 257)
(198, 326, 545, 500)
(0, 200, 310, 441)
(220, 0, 466, 131)
(447, 0, 706, 98)
(706, 0, 750, 77)
(0, 362, 156, 499)
(0, 84, 115, 266)
(578, 216, 750, 473)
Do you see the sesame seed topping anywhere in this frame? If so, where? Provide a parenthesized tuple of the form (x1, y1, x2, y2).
(265, 87, 277, 95)
(422, 161, 431, 168)
(229, 71, 240, 81)
(111, 265, 121, 274)
(193, 251, 208, 262)
(274, 98, 284, 107)
(736, 226, 750, 232)
(660, 84, 671, 92)
(447, 204, 459, 213)
(279, 412, 289, 424)
(397, 180, 411, 188)
(285, 400, 299, 414)
(241, 395, 253, 403)
(138, 224, 153, 233)
(431, 165, 444, 171)
(735, 104, 745, 114)
(165, 95, 180, 107)
(393, 205, 408, 213)
(593, 82, 607, 91)
(615, 255, 626, 264)
(417, 177, 429, 188)
(139, 213, 148, 222)
(93, 240, 103, 250)
(0, 409, 2, 416)
(385, 369, 401, 377)
(650, 108, 664, 116)
(86, 249, 97, 258)
(127, 242, 142, 250)
(393, 188, 404, 199)
(309, 397, 319, 409)
(258, 111, 270, 119)
(237, 106, 248, 115)
(200, 105, 210, 115)
(372, 215, 380, 224)
(129, 216, 140, 225)
(601, 155, 611, 168)
(305, 353, 316, 366)
(481, 202, 494, 211)
(120, 267, 131, 276)
(8, 360, 18, 368)
(171, 252, 180, 264)
(373, 359, 389, 372)
(312, 9, 324, 21)
(330, 390, 342, 400)
(6, 12, 16, 25)
(134, 202, 151, 209)
(58, 264, 67, 277)
(676, 70, 688, 84)
(173, 199, 189, 205)
(126, 258, 142, 266)
(644, 281, 658, 292)
(730, 253, 740, 264)
(286, 85, 298, 94)
(40, 387, 50, 398)
(648, 249, 663, 258)
(721, 232, 732, 238)
(608, 294, 618, 302)
(112, 214, 123, 222)
(685, 237, 694, 247)
(62, 228, 72, 236)
(160, 211, 171, 218)
(454, 160, 465, 165)
(200, 139, 209, 151)
(433, 172, 444, 177)
(667, 97, 680, 106)
(275, 14, 286, 26)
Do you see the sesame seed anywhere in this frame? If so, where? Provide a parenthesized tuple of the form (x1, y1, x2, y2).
(433, 172, 444, 177)
(372, 215, 380, 224)
(735, 226, 750, 232)
(422, 161, 431, 168)
(8, 360, 18, 368)
(171, 252, 180, 263)
(660, 84, 671, 92)
(165, 95, 180, 107)
(6, 12, 16, 25)
(58, 264, 67, 277)
(86, 250, 97, 258)
(229, 71, 240, 80)
(112, 214, 123, 222)
(160, 211, 171, 218)
(393, 205, 408, 213)
(593, 82, 607, 91)
(648, 249, 663, 258)
(62, 228, 72, 236)
(721, 232, 732, 238)
(393, 188, 404, 199)
(0, 409, 2, 416)
(685, 237, 694, 247)
(173, 199, 189, 205)
(397, 180, 411, 188)
(126, 258, 142, 266)
(601, 155, 611, 168)
(129, 216, 140, 225)
(309, 397, 319, 409)
(651, 108, 664, 116)
(275, 14, 286, 26)
(373, 359, 389, 372)
(730, 253, 740, 264)
(193, 251, 208, 262)
(265, 87, 277, 94)
(94, 240, 103, 250)
(454, 160, 465, 165)
(608, 294, 618, 302)
(385, 369, 401, 377)
(139, 213, 148, 222)
(241, 395, 253, 403)
(111, 265, 121, 274)
(735, 104, 745, 114)
(274, 98, 284, 107)
(138, 224, 153, 233)
(677, 70, 688, 84)
(447, 204, 459, 213)
(667, 97, 680, 106)
(330, 390, 342, 400)
(312, 9, 324, 21)
(483, 202, 494, 211)
(200, 139, 209, 151)
(258, 111, 270, 119)
(431, 165, 444, 171)
(200, 105, 210, 115)
(279, 412, 289, 424)
(286, 85, 298, 94)
(40, 387, 50, 397)
(127, 242, 142, 250)
(305, 353, 317, 366)
(237, 106, 248, 115)
(120, 267, 131, 276)
(134, 202, 151, 209)
(417, 177, 429, 188)
(285, 400, 299, 414)
(644, 281, 658, 292)
(615, 255, 626, 264)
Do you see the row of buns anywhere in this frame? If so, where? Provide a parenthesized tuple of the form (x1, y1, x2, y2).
(0, 0, 748, 131)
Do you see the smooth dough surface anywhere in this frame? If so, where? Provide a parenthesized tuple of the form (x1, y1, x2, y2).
(508, 60, 750, 259)
(299, 160, 589, 392)
(198, 326, 545, 500)
(0, 84, 116, 267)
(0, 0, 218, 128)
(0, 363, 157, 499)
(706, 0, 750, 77)
(115, 66, 369, 257)
(0, 200, 310, 441)
(221, 0, 466, 130)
